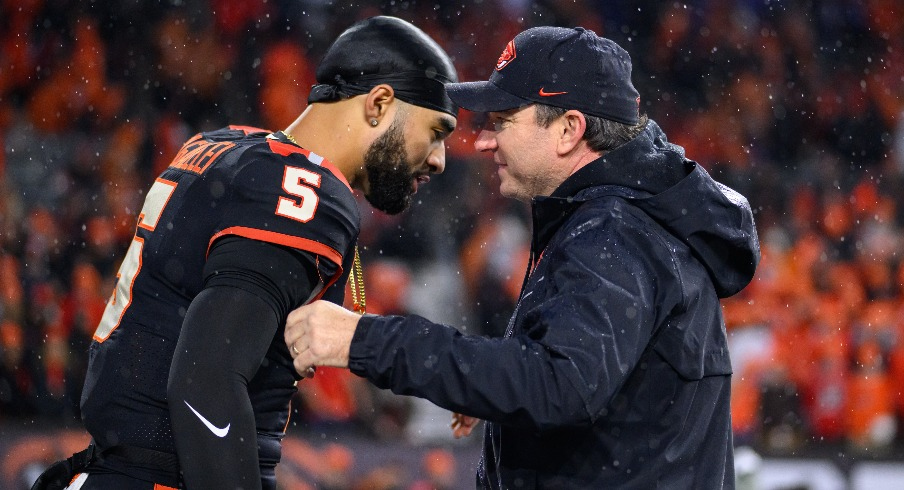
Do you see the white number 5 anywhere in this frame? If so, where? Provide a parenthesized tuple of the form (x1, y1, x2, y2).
(276, 166, 321, 222)
(93, 179, 177, 342)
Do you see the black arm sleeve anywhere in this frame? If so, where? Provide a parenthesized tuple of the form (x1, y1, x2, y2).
(168, 237, 320, 490)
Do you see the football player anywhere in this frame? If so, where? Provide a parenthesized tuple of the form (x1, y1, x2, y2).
(31, 15, 457, 490)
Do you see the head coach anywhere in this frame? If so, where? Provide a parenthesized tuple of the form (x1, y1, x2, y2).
(286, 26, 760, 489)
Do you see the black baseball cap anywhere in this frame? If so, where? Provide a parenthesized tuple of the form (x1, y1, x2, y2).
(308, 16, 458, 117)
(446, 26, 640, 125)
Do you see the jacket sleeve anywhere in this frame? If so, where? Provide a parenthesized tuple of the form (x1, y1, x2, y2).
(348, 217, 671, 433)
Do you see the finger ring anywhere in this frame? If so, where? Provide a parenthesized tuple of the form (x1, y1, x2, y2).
(292, 343, 299, 355)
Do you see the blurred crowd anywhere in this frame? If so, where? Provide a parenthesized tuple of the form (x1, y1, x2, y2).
(1, 0, 903, 487)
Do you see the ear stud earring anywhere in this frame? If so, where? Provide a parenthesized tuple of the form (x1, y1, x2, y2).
(370, 119, 379, 127)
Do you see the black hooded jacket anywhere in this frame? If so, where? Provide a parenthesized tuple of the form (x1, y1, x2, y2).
(348, 120, 760, 489)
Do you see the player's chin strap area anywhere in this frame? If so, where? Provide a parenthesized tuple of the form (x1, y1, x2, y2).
(31, 442, 181, 490)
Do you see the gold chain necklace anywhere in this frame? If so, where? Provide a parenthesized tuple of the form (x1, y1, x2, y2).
(280, 130, 300, 146)
(348, 246, 366, 314)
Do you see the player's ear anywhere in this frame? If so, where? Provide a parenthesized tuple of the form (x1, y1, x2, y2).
(364, 84, 395, 127)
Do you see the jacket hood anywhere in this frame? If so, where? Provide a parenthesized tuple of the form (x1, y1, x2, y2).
(549, 120, 760, 298)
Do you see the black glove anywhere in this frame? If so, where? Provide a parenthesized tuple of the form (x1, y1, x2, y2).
(30, 444, 96, 490)
(29, 459, 75, 490)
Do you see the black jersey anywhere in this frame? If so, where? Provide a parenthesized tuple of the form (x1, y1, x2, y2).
(80, 126, 359, 459)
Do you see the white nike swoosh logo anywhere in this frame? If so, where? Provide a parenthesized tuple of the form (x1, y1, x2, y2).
(184, 400, 230, 437)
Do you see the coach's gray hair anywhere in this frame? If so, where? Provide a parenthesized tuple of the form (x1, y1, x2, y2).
(534, 104, 648, 152)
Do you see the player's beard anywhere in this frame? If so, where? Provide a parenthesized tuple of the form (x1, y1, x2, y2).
(363, 118, 415, 215)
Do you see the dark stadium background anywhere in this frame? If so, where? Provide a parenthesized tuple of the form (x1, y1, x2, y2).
(0, 0, 902, 488)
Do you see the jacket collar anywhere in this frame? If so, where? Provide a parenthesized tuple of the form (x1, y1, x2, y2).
(529, 156, 624, 258)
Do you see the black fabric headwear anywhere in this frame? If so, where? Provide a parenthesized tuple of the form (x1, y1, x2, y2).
(308, 16, 458, 117)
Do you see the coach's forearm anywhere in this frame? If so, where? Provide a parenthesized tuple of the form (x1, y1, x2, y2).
(348, 314, 593, 432)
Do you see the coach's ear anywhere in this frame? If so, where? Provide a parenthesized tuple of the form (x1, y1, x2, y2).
(555, 109, 587, 157)
(364, 84, 396, 127)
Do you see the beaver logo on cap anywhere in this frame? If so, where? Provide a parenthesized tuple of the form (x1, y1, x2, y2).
(495, 39, 516, 71)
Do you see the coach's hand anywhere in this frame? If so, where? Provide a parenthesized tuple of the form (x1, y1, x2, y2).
(451, 413, 479, 439)
(286, 300, 360, 376)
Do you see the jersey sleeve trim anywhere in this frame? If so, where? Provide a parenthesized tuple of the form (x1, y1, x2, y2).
(208, 227, 347, 305)
(209, 226, 344, 268)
